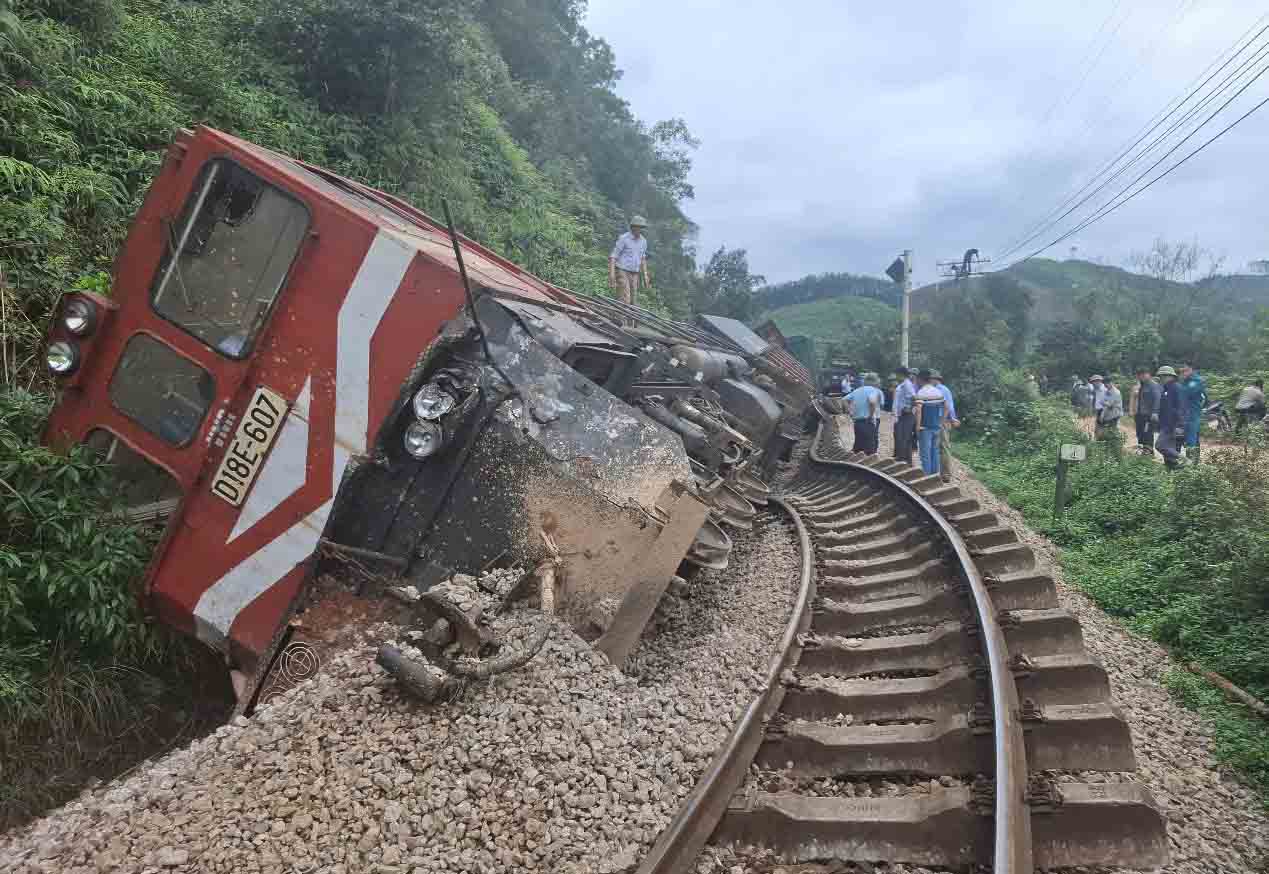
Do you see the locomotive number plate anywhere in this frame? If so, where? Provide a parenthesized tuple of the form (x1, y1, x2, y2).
(210, 386, 289, 507)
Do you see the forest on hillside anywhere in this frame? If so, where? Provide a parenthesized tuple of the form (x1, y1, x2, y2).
(0, 0, 775, 388)
(904, 246, 1269, 383)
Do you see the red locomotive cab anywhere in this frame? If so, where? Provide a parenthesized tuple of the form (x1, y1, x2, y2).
(41, 126, 581, 688)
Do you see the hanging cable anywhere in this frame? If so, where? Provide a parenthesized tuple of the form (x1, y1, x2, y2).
(1003, 86, 1269, 266)
(995, 15, 1269, 262)
(993, 0, 1197, 256)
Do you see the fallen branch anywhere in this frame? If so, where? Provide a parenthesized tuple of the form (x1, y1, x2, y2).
(1185, 662, 1269, 719)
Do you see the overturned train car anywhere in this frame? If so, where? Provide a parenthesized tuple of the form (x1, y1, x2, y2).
(40, 126, 813, 707)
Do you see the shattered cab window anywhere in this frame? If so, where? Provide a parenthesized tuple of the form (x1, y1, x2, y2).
(151, 159, 309, 358)
(85, 429, 183, 523)
(109, 334, 215, 446)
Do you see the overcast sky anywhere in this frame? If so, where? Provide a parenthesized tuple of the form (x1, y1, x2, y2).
(585, 1, 1269, 285)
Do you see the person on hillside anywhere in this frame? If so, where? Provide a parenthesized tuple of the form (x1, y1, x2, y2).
(1070, 375, 1086, 412)
(931, 370, 960, 483)
(1235, 379, 1266, 433)
(1134, 367, 1162, 456)
(1023, 372, 1040, 399)
(892, 366, 917, 463)
(913, 370, 946, 476)
(1096, 376, 1124, 453)
(1155, 366, 1185, 469)
(1179, 363, 1207, 462)
(845, 372, 883, 454)
(608, 216, 650, 306)
(1089, 374, 1106, 417)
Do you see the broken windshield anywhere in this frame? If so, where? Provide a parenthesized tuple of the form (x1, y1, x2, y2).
(151, 159, 309, 358)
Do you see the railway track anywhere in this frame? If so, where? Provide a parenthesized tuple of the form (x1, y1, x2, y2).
(640, 416, 1169, 873)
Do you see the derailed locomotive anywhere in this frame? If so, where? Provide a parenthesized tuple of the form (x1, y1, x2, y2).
(40, 126, 813, 707)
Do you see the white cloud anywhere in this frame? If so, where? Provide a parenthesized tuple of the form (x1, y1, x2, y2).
(586, 0, 1269, 283)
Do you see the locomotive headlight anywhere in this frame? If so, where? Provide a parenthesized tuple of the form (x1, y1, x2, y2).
(62, 298, 97, 336)
(412, 383, 456, 420)
(47, 340, 80, 375)
(403, 420, 444, 459)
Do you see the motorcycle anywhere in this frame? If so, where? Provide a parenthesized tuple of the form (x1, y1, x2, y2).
(1205, 401, 1234, 434)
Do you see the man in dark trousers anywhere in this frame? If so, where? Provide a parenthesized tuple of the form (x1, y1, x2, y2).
(1154, 366, 1185, 469)
(1133, 367, 1161, 455)
(891, 366, 917, 463)
(1179, 363, 1207, 463)
(845, 372, 883, 454)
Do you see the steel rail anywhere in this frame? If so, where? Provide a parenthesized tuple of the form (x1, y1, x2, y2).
(809, 421, 1033, 873)
(635, 497, 816, 874)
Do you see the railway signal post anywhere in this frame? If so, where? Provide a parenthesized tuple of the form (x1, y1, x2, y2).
(885, 249, 913, 367)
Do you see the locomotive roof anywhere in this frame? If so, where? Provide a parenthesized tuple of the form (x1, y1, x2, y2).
(204, 127, 586, 316)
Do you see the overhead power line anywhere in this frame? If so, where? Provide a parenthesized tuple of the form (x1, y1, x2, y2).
(998, 27, 1269, 262)
(1010, 0, 1197, 234)
(996, 11, 1269, 260)
(1002, 75, 1269, 267)
(1037, 0, 1132, 127)
(995, 13, 1269, 263)
(988, 1, 1139, 243)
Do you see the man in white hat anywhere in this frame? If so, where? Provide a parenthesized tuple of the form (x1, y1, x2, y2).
(1087, 374, 1104, 436)
(609, 216, 650, 306)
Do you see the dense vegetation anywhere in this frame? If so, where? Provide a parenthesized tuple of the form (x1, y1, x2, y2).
(912, 244, 1269, 384)
(0, 0, 760, 824)
(0, 0, 717, 342)
(954, 403, 1269, 806)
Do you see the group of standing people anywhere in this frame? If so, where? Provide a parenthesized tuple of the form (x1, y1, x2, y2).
(1074, 365, 1207, 469)
(843, 366, 958, 480)
(1070, 373, 1125, 442)
(1134, 365, 1207, 468)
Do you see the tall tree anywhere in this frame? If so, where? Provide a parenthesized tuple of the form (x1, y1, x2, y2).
(693, 247, 764, 320)
(1127, 238, 1233, 369)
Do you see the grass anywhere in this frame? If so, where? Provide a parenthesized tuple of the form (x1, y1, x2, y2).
(0, 638, 232, 829)
(953, 406, 1269, 808)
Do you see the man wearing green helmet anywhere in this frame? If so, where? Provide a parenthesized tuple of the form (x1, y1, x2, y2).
(1154, 366, 1185, 468)
(609, 216, 650, 306)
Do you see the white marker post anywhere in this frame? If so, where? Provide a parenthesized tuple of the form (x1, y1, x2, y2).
(1054, 442, 1087, 518)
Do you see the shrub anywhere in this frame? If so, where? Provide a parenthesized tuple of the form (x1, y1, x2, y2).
(0, 390, 156, 659)
(955, 396, 1269, 804)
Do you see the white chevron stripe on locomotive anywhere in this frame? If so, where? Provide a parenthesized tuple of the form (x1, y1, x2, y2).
(193, 231, 415, 648)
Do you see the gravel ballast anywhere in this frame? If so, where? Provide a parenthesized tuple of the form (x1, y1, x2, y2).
(1, 514, 801, 874)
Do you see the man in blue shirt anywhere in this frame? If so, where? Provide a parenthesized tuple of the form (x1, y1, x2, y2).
(845, 372, 884, 454)
(1179, 363, 1207, 462)
(609, 216, 650, 305)
(913, 370, 946, 475)
(930, 370, 959, 482)
(891, 366, 917, 463)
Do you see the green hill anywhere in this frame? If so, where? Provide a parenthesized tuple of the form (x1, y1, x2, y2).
(912, 258, 1269, 329)
(759, 296, 900, 373)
